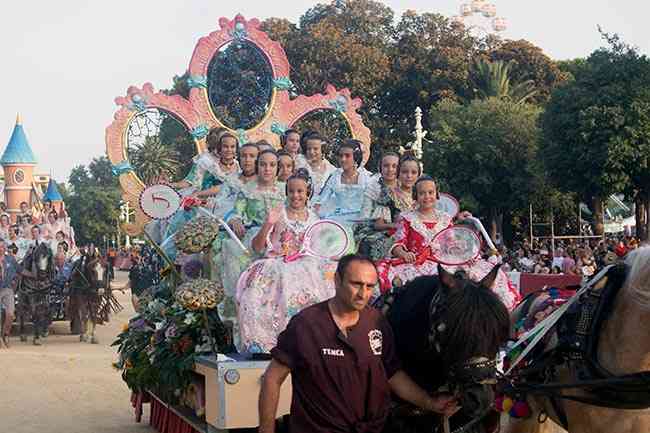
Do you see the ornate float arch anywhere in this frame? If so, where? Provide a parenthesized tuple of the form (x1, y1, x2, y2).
(106, 14, 372, 235)
(106, 84, 207, 235)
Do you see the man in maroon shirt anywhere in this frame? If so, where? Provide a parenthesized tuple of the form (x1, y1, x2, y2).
(259, 254, 458, 433)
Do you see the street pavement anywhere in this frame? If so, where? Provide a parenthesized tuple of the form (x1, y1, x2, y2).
(0, 271, 154, 433)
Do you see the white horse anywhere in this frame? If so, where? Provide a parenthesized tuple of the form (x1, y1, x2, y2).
(70, 251, 112, 344)
(503, 246, 650, 433)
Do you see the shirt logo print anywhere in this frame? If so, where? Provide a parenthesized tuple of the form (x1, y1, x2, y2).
(322, 348, 345, 357)
(368, 329, 382, 355)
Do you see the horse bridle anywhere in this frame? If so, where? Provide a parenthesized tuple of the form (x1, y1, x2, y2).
(427, 285, 500, 433)
(427, 288, 499, 387)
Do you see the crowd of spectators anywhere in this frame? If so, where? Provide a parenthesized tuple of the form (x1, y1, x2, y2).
(496, 235, 640, 276)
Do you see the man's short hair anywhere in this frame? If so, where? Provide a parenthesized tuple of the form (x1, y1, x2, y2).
(335, 254, 377, 279)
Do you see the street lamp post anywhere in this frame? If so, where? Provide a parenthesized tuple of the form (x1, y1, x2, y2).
(412, 107, 426, 161)
(119, 201, 132, 249)
(400, 107, 428, 171)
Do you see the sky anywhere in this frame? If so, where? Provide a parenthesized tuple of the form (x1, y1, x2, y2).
(1, 0, 648, 183)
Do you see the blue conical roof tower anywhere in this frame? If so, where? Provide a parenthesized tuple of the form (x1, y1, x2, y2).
(43, 178, 63, 202)
(1, 114, 37, 165)
(2, 115, 39, 222)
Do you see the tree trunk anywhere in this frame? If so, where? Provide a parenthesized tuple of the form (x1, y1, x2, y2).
(591, 196, 605, 236)
(635, 195, 647, 240)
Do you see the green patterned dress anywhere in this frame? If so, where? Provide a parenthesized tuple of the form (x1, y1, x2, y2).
(212, 180, 286, 347)
(355, 179, 416, 260)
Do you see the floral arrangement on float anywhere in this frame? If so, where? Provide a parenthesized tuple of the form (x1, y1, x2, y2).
(112, 245, 230, 405)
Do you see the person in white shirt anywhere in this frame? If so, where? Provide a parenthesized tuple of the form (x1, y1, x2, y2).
(551, 248, 565, 270)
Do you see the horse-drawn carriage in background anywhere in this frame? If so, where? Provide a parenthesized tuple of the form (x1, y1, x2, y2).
(14, 243, 121, 345)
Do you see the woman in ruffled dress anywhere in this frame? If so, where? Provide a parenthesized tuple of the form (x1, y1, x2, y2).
(356, 153, 421, 260)
(161, 131, 241, 257)
(170, 131, 240, 213)
(208, 142, 259, 219)
(376, 176, 519, 309)
(235, 169, 336, 353)
(297, 132, 335, 196)
(313, 139, 373, 226)
(216, 150, 286, 345)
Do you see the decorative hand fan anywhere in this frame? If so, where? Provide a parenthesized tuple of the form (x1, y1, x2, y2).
(139, 184, 182, 220)
(435, 193, 460, 218)
(429, 226, 482, 265)
(285, 219, 350, 262)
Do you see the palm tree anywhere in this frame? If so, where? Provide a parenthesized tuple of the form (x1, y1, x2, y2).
(129, 136, 180, 184)
(472, 59, 537, 104)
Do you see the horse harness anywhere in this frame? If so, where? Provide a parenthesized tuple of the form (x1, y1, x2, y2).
(70, 255, 104, 292)
(505, 262, 650, 428)
(427, 286, 499, 387)
(20, 245, 55, 295)
(377, 281, 498, 433)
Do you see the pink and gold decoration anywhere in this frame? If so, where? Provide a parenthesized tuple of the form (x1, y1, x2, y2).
(106, 14, 371, 235)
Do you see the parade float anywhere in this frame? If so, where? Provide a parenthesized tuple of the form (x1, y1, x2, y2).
(104, 12, 600, 433)
(107, 14, 373, 433)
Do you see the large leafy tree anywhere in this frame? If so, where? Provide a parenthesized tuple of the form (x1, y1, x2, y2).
(540, 32, 650, 236)
(65, 156, 121, 246)
(263, 0, 393, 105)
(427, 97, 543, 245)
(382, 11, 483, 147)
(262, 0, 394, 168)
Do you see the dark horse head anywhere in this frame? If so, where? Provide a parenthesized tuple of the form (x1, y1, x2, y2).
(23, 242, 55, 282)
(70, 248, 105, 292)
(378, 263, 510, 430)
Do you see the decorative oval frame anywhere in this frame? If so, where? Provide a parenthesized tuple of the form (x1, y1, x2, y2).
(105, 83, 206, 235)
(188, 15, 371, 164)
